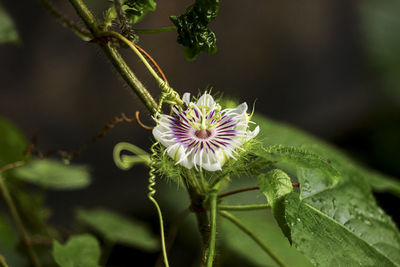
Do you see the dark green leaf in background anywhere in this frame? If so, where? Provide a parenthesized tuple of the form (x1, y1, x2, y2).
(0, 117, 27, 167)
(53, 234, 101, 267)
(13, 159, 91, 190)
(170, 0, 219, 61)
(76, 209, 159, 251)
(0, 214, 28, 267)
(0, 4, 20, 44)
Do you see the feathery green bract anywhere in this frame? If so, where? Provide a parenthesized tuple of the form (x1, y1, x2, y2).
(170, 0, 219, 61)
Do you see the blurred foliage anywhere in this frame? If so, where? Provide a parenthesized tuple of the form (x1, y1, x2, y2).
(13, 159, 91, 190)
(0, 4, 19, 44)
(53, 234, 101, 267)
(360, 0, 400, 103)
(76, 209, 159, 252)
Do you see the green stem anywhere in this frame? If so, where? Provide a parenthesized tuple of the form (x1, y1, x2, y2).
(219, 203, 270, 211)
(0, 253, 9, 267)
(219, 210, 287, 267)
(134, 26, 177, 34)
(0, 175, 41, 267)
(104, 31, 164, 86)
(199, 169, 208, 193)
(68, 0, 158, 113)
(183, 180, 209, 264)
(206, 192, 218, 267)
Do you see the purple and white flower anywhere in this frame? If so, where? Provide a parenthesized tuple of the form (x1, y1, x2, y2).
(153, 92, 259, 171)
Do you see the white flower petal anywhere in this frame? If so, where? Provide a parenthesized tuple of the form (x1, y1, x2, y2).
(182, 93, 191, 105)
(196, 93, 216, 108)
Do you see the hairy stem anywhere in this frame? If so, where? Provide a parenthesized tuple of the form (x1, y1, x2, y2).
(218, 203, 270, 211)
(219, 211, 287, 267)
(183, 176, 209, 265)
(206, 192, 218, 267)
(0, 175, 41, 267)
(68, 0, 158, 113)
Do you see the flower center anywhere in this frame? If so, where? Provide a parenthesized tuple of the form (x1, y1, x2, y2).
(195, 129, 212, 139)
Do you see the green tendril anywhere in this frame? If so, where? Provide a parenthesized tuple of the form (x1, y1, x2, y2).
(149, 141, 169, 267)
(113, 142, 151, 170)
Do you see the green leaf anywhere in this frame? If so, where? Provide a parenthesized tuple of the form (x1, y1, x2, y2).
(0, 117, 27, 167)
(170, 0, 219, 61)
(254, 114, 400, 196)
(13, 159, 90, 190)
(53, 234, 101, 267)
(283, 191, 400, 266)
(0, 4, 20, 44)
(123, 0, 156, 25)
(76, 209, 159, 251)
(258, 169, 293, 242)
(254, 114, 400, 265)
(258, 145, 340, 198)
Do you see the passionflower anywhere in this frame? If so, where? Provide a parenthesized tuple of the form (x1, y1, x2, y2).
(153, 92, 259, 171)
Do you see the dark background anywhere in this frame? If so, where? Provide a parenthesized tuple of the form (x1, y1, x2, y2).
(1, 0, 400, 265)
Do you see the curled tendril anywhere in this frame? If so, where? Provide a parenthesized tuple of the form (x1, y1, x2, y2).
(113, 142, 151, 170)
(157, 80, 184, 112)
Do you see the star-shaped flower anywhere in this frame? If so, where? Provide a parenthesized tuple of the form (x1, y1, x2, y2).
(153, 92, 259, 171)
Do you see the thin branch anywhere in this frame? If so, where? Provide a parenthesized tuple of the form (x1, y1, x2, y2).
(219, 210, 287, 267)
(0, 175, 41, 267)
(218, 186, 259, 199)
(40, 0, 91, 40)
(0, 161, 26, 174)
